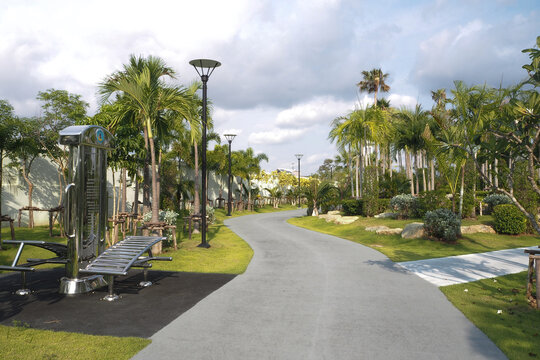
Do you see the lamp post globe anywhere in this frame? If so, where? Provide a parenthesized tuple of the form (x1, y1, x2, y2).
(224, 134, 236, 216)
(189, 59, 221, 248)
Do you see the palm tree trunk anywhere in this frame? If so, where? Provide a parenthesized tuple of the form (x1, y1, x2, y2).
(147, 132, 159, 223)
(458, 162, 465, 218)
(355, 155, 360, 199)
(121, 168, 127, 213)
(422, 151, 427, 192)
(405, 148, 413, 195)
(494, 158, 499, 188)
(414, 152, 420, 195)
(430, 157, 435, 191)
(142, 128, 151, 218)
(134, 172, 140, 216)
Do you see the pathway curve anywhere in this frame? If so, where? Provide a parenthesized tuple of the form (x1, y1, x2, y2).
(133, 209, 506, 360)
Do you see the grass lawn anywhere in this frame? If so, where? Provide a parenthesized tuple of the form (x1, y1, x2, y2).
(441, 272, 540, 360)
(0, 204, 292, 360)
(288, 215, 539, 262)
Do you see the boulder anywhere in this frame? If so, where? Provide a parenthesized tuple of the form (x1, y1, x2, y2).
(376, 227, 403, 235)
(365, 226, 390, 232)
(401, 222, 425, 239)
(374, 212, 398, 219)
(327, 210, 342, 216)
(461, 224, 496, 234)
(334, 216, 359, 225)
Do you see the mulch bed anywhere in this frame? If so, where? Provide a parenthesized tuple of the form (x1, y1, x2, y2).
(0, 268, 235, 338)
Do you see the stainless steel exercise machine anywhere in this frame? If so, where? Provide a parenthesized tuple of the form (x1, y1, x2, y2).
(1, 125, 171, 301)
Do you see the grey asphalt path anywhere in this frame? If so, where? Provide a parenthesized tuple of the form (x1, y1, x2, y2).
(133, 209, 506, 360)
(398, 246, 537, 287)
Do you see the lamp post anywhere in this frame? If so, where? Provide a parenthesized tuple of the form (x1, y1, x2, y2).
(224, 134, 236, 216)
(189, 58, 221, 248)
(295, 154, 303, 208)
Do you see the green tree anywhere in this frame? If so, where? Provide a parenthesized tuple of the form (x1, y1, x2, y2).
(99, 55, 191, 225)
(0, 100, 18, 248)
(8, 117, 47, 228)
(303, 180, 337, 216)
(232, 148, 268, 209)
(357, 68, 391, 106)
(37, 89, 89, 206)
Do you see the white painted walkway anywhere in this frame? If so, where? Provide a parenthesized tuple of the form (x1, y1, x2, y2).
(397, 246, 537, 287)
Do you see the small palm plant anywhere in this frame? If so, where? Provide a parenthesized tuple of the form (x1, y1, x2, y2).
(303, 180, 338, 216)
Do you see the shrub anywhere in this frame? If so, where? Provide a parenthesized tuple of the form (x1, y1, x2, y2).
(414, 190, 451, 218)
(483, 194, 512, 214)
(492, 204, 527, 235)
(390, 194, 417, 219)
(423, 209, 461, 242)
(342, 199, 364, 216)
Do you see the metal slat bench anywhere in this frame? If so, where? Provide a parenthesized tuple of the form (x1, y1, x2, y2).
(0, 240, 68, 295)
(79, 235, 171, 301)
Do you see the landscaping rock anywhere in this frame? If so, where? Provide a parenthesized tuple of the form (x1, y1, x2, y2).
(401, 222, 425, 239)
(335, 216, 359, 225)
(374, 212, 398, 219)
(461, 224, 496, 234)
(327, 210, 341, 216)
(365, 226, 390, 232)
(376, 227, 403, 235)
(318, 214, 358, 225)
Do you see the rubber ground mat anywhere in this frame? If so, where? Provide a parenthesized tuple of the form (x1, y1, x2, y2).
(0, 268, 236, 337)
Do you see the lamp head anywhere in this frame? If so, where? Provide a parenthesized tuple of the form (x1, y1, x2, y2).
(189, 59, 221, 79)
(224, 134, 236, 143)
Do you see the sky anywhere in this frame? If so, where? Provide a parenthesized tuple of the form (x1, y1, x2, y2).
(0, 0, 538, 175)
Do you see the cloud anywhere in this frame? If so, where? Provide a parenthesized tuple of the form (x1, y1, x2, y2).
(388, 94, 418, 108)
(249, 128, 308, 145)
(275, 96, 352, 128)
(411, 14, 537, 93)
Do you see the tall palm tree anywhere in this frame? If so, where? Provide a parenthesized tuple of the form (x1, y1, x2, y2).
(357, 68, 390, 106)
(393, 105, 430, 195)
(232, 148, 268, 209)
(99, 55, 191, 224)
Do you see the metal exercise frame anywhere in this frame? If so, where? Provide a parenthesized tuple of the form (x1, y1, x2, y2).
(1, 125, 171, 300)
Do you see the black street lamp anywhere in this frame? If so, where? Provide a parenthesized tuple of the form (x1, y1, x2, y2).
(224, 133, 236, 216)
(295, 154, 303, 208)
(189, 58, 221, 248)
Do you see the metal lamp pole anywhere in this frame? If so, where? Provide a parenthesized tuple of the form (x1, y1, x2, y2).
(224, 134, 236, 216)
(295, 154, 303, 208)
(189, 59, 221, 248)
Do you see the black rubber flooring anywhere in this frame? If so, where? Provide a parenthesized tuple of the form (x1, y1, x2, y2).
(0, 268, 235, 338)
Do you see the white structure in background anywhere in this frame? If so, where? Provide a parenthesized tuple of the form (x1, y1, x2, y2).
(0, 156, 249, 227)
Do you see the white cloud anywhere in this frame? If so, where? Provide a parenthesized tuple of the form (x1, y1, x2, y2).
(275, 96, 352, 128)
(249, 128, 308, 145)
(388, 94, 418, 108)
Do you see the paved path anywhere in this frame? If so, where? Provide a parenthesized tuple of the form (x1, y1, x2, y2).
(398, 247, 537, 287)
(133, 210, 506, 360)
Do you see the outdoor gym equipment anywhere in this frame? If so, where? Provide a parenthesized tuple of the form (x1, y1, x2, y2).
(0, 125, 171, 300)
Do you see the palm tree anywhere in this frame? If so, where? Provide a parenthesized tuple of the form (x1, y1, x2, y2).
(232, 148, 268, 209)
(393, 105, 430, 195)
(99, 55, 191, 224)
(303, 180, 337, 216)
(357, 68, 390, 106)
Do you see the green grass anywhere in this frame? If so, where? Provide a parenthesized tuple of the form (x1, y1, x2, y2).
(441, 272, 540, 360)
(0, 323, 150, 360)
(288, 215, 539, 262)
(0, 204, 293, 359)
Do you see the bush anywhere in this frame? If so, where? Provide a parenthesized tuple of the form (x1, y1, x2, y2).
(492, 204, 527, 235)
(423, 209, 461, 242)
(390, 194, 417, 219)
(414, 190, 451, 218)
(342, 199, 364, 216)
(483, 194, 512, 214)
